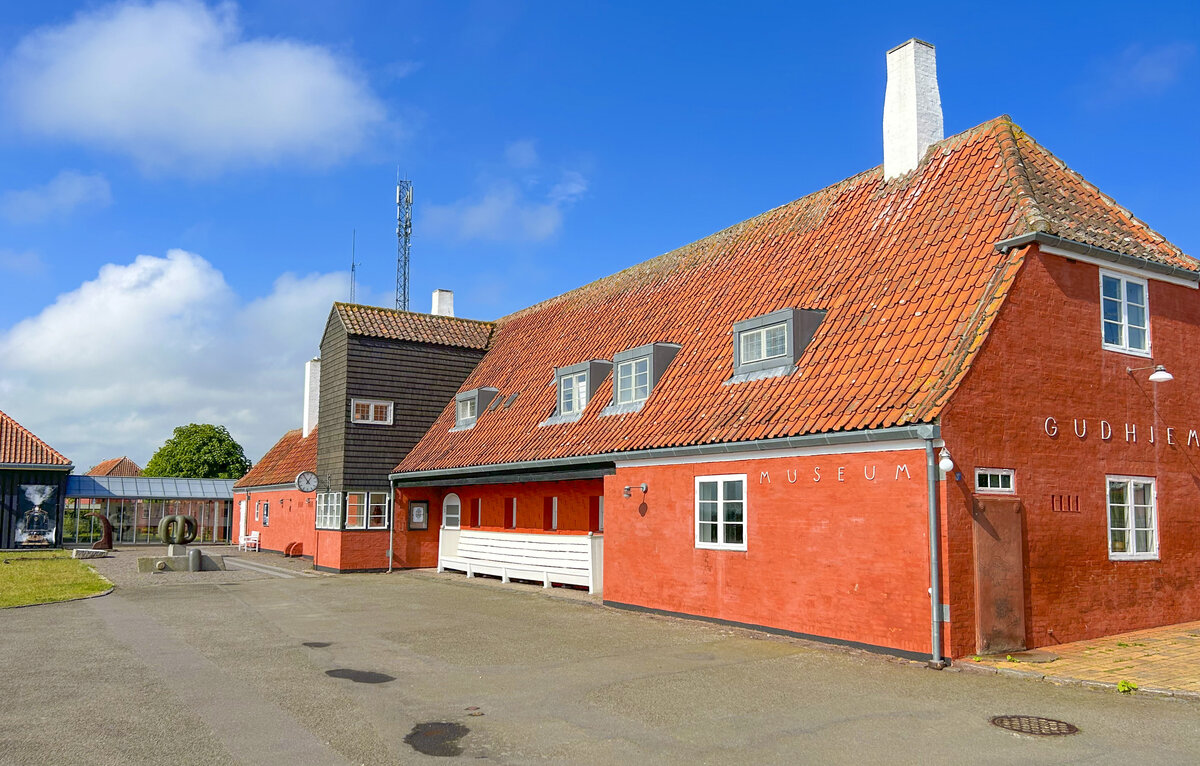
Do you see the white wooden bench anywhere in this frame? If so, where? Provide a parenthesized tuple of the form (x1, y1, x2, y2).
(438, 529, 603, 595)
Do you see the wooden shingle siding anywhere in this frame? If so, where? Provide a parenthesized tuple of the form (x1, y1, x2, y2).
(317, 309, 486, 494)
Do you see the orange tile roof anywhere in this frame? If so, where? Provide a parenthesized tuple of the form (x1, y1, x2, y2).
(395, 117, 1195, 474)
(333, 303, 493, 350)
(0, 409, 70, 467)
(233, 427, 318, 489)
(86, 456, 142, 477)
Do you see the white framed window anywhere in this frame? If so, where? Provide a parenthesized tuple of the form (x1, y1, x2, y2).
(315, 492, 342, 529)
(616, 357, 651, 405)
(262, 500, 270, 526)
(1100, 271, 1150, 356)
(443, 493, 461, 530)
(456, 398, 476, 425)
(559, 372, 588, 416)
(254, 501, 260, 521)
(351, 398, 394, 425)
(598, 496, 604, 532)
(739, 322, 788, 364)
(975, 468, 1015, 494)
(695, 474, 747, 551)
(1107, 476, 1157, 560)
(367, 492, 389, 529)
(345, 492, 367, 529)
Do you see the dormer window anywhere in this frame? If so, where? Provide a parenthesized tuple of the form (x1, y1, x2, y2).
(453, 387, 498, 430)
(730, 308, 826, 382)
(540, 360, 612, 426)
(601, 342, 681, 416)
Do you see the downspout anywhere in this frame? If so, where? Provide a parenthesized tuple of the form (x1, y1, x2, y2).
(924, 437, 946, 668)
(387, 479, 395, 573)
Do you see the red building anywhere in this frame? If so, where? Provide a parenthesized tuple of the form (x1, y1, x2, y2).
(86, 457, 142, 477)
(233, 425, 319, 557)
(383, 41, 1200, 662)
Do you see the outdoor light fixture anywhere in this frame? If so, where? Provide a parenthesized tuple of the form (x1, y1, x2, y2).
(1127, 364, 1174, 383)
(639, 483, 648, 494)
(937, 448, 954, 473)
(623, 486, 631, 498)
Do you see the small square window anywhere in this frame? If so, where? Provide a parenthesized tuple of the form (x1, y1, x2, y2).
(616, 357, 651, 405)
(345, 492, 367, 529)
(351, 398, 393, 425)
(315, 492, 342, 529)
(975, 468, 1015, 494)
(1100, 271, 1150, 356)
(1107, 476, 1157, 560)
(695, 474, 747, 551)
(367, 492, 389, 529)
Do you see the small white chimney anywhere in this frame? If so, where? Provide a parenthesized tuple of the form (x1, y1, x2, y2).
(432, 289, 454, 317)
(302, 357, 320, 438)
(883, 39, 943, 180)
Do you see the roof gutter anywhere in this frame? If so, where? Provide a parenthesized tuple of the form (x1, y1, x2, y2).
(0, 463, 73, 472)
(995, 232, 1199, 285)
(390, 424, 938, 484)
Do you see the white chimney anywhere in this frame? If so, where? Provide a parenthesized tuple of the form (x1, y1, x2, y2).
(432, 289, 454, 317)
(302, 357, 320, 438)
(883, 39, 943, 180)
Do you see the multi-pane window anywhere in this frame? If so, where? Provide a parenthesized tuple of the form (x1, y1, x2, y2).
(255, 501, 260, 521)
(262, 500, 270, 526)
(739, 322, 788, 364)
(443, 493, 461, 530)
(351, 398, 393, 424)
(456, 397, 476, 425)
(315, 492, 342, 529)
(1107, 476, 1157, 560)
(559, 372, 588, 415)
(695, 474, 747, 551)
(345, 492, 367, 529)
(1101, 271, 1149, 355)
(616, 358, 651, 405)
(975, 468, 1015, 494)
(367, 492, 389, 529)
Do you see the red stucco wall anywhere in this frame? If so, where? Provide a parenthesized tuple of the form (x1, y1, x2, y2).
(940, 246, 1200, 656)
(234, 487, 316, 557)
(603, 449, 939, 655)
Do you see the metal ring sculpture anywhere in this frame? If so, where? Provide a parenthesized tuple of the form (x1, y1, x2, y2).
(158, 515, 198, 546)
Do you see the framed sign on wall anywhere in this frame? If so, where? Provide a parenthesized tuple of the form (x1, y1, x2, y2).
(408, 501, 429, 531)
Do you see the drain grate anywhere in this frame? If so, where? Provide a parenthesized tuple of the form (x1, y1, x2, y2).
(991, 715, 1079, 736)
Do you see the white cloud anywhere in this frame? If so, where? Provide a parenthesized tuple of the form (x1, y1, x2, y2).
(424, 143, 588, 243)
(0, 249, 349, 471)
(0, 250, 45, 276)
(3, 0, 386, 173)
(1099, 42, 1196, 101)
(1, 170, 112, 223)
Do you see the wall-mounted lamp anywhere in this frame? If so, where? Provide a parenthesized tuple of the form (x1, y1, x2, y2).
(937, 448, 954, 473)
(1127, 364, 1174, 383)
(622, 483, 649, 499)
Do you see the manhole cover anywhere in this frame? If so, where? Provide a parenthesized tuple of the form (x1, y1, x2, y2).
(404, 722, 469, 757)
(990, 715, 1079, 736)
(325, 668, 394, 684)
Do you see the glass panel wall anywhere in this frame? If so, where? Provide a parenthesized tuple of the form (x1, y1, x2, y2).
(61, 495, 234, 545)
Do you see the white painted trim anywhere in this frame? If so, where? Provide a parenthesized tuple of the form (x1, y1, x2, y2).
(1105, 474, 1159, 561)
(694, 473, 748, 552)
(1042, 244, 1199, 289)
(350, 397, 395, 425)
(1099, 269, 1152, 357)
(615, 438, 934, 469)
(974, 467, 1016, 495)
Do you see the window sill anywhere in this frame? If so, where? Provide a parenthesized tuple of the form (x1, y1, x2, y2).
(1101, 344, 1152, 359)
(538, 411, 585, 427)
(724, 364, 795, 385)
(599, 401, 646, 417)
(1109, 553, 1159, 561)
(695, 543, 748, 552)
(975, 489, 1017, 496)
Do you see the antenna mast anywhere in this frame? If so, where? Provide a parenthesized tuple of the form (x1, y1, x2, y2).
(395, 172, 413, 311)
(349, 229, 358, 304)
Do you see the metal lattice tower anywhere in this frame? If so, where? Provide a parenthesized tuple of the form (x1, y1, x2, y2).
(395, 176, 413, 311)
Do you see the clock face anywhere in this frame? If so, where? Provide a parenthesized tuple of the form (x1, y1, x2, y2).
(295, 471, 319, 493)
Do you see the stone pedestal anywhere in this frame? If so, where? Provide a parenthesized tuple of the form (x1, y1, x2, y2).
(72, 549, 107, 559)
(167, 544, 189, 557)
(137, 553, 226, 573)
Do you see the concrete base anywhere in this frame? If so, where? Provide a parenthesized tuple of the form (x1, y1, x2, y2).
(167, 544, 189, 557)
(136, 553, 226, 573)
(72, 549, 108, 559)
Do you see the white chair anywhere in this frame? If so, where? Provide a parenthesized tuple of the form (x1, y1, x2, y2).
(239, 531, 260, 552)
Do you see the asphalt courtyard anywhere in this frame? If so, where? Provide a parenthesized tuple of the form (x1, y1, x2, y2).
(3, 553, 1199, 765)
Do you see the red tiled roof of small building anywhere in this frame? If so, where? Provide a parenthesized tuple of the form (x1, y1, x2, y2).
(333, 303, 494, 350)
(233, 427, 318, 489)
(0, 409, 71, 467)
(395, 117, 1195, 474)
(86, 456, 142, 477)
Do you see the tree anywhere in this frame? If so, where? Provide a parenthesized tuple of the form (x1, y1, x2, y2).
(143, 424, 251, 480)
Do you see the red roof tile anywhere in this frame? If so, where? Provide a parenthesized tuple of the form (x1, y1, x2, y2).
(395, 117, 1195, 474)
(233, 427, 318, 489)
(0, 409, 70, 467)
(333, 303, 493, 349)
(86, 457, 142, 477)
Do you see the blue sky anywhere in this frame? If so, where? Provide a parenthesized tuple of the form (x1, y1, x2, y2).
(1, 1, 1197, 470)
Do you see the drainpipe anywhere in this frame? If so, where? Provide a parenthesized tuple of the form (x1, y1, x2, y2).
(924, 436, 946, 669)
(387, 480, 395, 573)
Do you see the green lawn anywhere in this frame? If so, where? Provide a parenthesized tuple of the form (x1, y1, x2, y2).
(0, 551, 111, 608)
